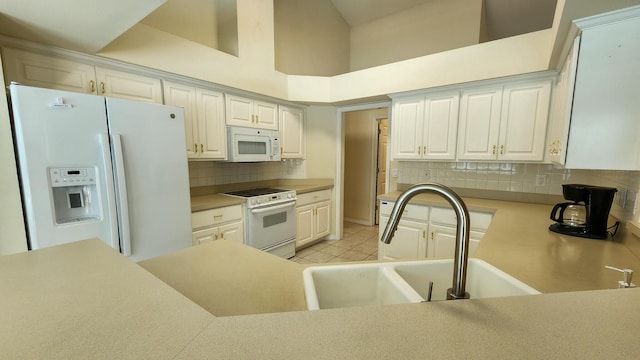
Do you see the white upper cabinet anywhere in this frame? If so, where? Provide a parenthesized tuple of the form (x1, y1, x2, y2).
(498, 80, 552, 162)
(391, 91, 459, 160)
(164, 81, 226, 160)
(225, 94, 278, 130)
(547, 37, 580, 165)
(94, 67, 163, 103)
(457, 87, 503, 161)
(279, 106, 305, 159)
(562, 10, 640, 170)
(457, 79, 551, 162)
(2, 48, 163, 103)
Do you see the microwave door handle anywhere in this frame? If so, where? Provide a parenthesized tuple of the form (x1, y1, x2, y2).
(250, 200, 296, 214)
(111, 134, 132, 257)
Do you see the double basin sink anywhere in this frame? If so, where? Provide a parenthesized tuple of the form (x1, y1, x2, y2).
(303, 258, 540, 310)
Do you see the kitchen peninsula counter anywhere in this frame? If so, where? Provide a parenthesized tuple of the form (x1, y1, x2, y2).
(2, 238, 639, 359)
(379, 191, 640, 293)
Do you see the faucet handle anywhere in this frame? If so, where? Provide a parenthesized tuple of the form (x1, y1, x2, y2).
(605, 266, 636, 288)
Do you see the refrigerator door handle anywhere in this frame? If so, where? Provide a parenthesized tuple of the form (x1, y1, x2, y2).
(111, 134, 132, 257)
(99, 133, 120, 251)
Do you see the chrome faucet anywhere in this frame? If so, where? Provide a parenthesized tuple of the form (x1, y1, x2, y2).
(380, 183, 471, 300)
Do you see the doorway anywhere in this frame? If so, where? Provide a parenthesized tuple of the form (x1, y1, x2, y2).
(343, 107, 389, 226)
(375, 118, 388, 225)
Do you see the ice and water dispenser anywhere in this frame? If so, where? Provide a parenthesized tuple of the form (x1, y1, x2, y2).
(49, 167, 101, 224)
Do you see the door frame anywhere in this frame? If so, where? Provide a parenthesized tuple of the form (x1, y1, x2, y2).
(335, 101, 391, 239)
(374, 117, 388, 225)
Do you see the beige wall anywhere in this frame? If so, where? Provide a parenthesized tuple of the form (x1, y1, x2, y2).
(274, 0, 350, 76)
(305, 106, 338, 179)
(349, 0, 483, 71)
(140, 0, 219, 49)
(99, 0, 553, 104)
(0, 53, 28, 255)
(343, 108, 388, 225)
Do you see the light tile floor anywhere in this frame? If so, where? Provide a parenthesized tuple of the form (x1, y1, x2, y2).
(290, 222, 379, 264)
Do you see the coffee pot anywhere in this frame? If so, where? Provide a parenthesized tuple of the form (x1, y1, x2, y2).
(549, 184, 617, 239)
(550, 202, 587, 228)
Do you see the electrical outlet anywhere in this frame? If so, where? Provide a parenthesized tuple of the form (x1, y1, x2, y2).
(391, 168, 398, 178)
(535, 175, 546, 187)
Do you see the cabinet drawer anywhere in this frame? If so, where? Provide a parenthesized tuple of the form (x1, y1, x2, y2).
(191, 205, 243, 229)
(296, 189, 331, 207)
(430, 207, 493, 231)
(379, 201, 430, 221)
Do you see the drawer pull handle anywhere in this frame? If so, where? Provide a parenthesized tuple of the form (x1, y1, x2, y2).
(213, 214, 224, 219)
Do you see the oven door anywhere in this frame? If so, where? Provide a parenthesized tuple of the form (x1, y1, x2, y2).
(247, 200, 296, 250)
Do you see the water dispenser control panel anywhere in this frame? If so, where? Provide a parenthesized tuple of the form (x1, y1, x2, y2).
(50, 167, 96, 187)
(49, 167, 101, 224)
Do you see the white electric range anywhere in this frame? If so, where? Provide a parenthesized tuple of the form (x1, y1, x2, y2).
(223, 188, 297, 258)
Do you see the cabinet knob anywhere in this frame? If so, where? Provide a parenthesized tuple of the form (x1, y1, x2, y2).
(492, 145, 496, 155)
(194, 144, 198, 153)
(500, 145, 504, 155)
(100, 81, 105, 94)
(201, 144, 204, 153)
(89, 80, 95, 94)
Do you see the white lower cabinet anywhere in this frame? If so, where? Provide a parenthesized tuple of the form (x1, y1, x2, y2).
(296, 190, 331, 248)
(378, 201, 492, 260)
(191, 204, 244, 246)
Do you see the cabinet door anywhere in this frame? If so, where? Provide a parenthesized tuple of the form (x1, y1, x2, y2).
(296, 204, 315, 247)
(314, 201, 331, 239)
(424, 93, 459, 160)
(391, 96, 424, 160)
(378, 218, 427, 260)
(566, 16, 640, 170)
(429, 223, 456, 258)
(192, 227, 219, 246)
(548, 37, 580, 165)
(429, 224, 484, 259)
(219, 221, 244, 245)
(457, 87, 502, 160)
(225, 95, 253, 127)
(498, 80, 551, 161)
(95, 67, 163, 103)
(254, 101, 279, 130)
(164, 82, 198, 158)
(197, 88, 227, 159)
(279, 106, 305, 159)
(2, 48, 96, 93)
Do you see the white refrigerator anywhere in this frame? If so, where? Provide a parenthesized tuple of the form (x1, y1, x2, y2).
(10, 84, 192, 262)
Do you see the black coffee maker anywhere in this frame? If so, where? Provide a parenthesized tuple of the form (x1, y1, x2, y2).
(549, 184, 618, 239)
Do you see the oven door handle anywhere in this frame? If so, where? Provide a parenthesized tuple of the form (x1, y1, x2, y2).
(250, 200, 296, 214)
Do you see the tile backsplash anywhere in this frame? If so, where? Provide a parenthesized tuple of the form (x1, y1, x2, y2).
(396, 161, 640, 222)
(188, 159, 306, 187)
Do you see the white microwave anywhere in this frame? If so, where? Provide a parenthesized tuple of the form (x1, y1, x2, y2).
(226, 126, 281, 162)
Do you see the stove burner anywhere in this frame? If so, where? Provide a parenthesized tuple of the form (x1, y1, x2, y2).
(224, 187, 288, 197)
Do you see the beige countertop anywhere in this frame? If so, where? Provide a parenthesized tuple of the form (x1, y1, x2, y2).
(139, 240, 307, 316)
(379, 191, 640, 293)
(189, 179, 334, 212)
(2, 238, 640, 359)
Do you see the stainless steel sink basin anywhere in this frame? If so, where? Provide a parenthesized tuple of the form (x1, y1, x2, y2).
(303, 259, 539, 310)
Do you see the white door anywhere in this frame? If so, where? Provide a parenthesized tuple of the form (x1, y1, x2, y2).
(106, 98, 192, 262)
